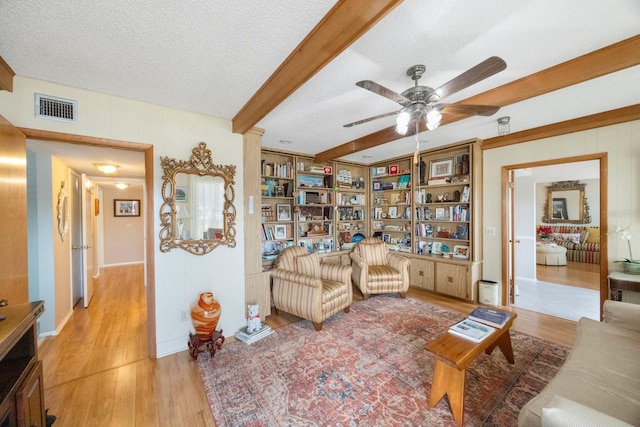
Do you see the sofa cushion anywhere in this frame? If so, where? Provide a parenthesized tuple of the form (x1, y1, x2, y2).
(542, 396, 633, 427)
(294, 252, 320, 277)
(585, 227, 600, 244)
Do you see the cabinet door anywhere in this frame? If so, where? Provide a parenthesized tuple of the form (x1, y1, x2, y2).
(436, 263, 471, 300)
(410, 258, 435, 291)
(16, 361, 45, 427)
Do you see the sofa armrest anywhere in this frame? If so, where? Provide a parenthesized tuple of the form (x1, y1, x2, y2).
(270, 268, 322, 289)
(541, 395, 633, 427)
(603, 300, 640, 332)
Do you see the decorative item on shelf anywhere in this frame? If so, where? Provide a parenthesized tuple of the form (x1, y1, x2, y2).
(611, 227, 640, 274)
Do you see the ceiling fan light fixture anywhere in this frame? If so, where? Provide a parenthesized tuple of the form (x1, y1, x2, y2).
(396, 110, 411, 127)
(115, 183, 129, 189)
(497, 116, 510, 136)
(396, 123, 409, 135)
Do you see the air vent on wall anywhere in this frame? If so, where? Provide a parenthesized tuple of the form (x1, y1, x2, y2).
(35, 93, 77, 123)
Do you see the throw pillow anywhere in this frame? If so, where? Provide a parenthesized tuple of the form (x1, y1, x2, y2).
(295, 252, 320, 277)
(585, 227, 600, 244)
(542, 395, 632, 427)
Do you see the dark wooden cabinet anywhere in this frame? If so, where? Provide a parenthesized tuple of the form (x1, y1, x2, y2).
(0, 301, 45, 427)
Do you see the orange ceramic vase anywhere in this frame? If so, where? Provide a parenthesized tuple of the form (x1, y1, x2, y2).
(190, 292, 221, 338)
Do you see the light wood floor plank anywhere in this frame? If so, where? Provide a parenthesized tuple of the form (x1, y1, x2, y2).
(41, 264, 578, 425)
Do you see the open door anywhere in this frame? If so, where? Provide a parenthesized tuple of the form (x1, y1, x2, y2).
(506, 169, 516, 304)
(82, 175, 95, 307)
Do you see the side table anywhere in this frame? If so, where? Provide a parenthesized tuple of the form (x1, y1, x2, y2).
(188, 330, 224, 361)
(608, 271, 640, 301)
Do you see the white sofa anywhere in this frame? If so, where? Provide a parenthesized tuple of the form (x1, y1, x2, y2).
(518, 300, 640, 427)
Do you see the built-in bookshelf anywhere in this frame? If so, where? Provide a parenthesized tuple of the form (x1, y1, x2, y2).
(370, 158, 413, 252)
(335, 163, 368, 248)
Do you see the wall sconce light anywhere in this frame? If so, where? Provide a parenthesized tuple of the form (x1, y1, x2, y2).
(115, 183, 129, 189)
(93, 163, 119, 174)
(497, 116, 510, 136)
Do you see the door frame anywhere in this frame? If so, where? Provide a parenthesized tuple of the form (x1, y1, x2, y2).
(501, 153, 608, 319)
(19, 128, 157, 358)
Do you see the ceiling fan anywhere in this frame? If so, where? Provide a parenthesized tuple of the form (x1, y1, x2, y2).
(344, 57, 507, 135)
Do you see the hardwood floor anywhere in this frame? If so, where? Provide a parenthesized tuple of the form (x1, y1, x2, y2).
(41, 265, 577, 426)
(536, 261, 600, 291)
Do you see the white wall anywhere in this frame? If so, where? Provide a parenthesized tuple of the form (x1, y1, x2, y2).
(0, 76, 246, 357)
(102, 185, 145, 266)
(484, 121, 640, 301)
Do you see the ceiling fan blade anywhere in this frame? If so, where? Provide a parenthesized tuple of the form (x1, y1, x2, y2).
(438, 104, 500, 116)
(344, 109, 402, 127)
(430, 56, 507, 102)
(356, 80, 411, 105)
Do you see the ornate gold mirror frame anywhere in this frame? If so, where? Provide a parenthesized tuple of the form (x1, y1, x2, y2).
(159, 142, 237, 255)
(542, 180, 592, 224)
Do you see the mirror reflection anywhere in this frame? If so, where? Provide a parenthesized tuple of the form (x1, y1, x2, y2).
(159, 142, 237, 255)
(542, 180, 591, 224)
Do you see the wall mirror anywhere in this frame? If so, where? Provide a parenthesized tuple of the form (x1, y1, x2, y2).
(159, 142, 237, 255)
(57, 180, 69, 241)
(542, 180, 591, 224)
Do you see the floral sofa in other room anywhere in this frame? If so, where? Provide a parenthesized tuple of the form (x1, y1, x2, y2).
(536, 225, 600, 264)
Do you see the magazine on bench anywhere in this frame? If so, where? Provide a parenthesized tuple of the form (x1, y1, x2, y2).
(468, 306, 510, 328)
(449, 318, 496, 343)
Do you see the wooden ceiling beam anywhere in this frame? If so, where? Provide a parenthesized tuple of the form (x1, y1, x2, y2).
(314, 34, 640, 162)
(232, 0, 403, 135)
(0, 56, 15, 92)
(481, 104, 640, 150)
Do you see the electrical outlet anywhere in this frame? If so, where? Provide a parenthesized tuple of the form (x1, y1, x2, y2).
(181, 310, 188, 322)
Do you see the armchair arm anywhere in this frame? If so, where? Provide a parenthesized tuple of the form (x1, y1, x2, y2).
(604, 300, 640, 332)
(349, 252, 368, 289)
(387, 252, 410, 273)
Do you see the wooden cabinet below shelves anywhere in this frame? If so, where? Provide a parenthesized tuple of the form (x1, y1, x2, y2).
(409, 257, 435, 291)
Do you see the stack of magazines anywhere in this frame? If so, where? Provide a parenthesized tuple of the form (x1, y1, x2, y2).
(468, 306, 510, 328)
(234, 322, 274, 344)
(449, 318, 495, 343)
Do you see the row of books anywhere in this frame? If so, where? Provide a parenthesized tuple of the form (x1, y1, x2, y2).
(234, 322, 274, 344)
(261, 160, 293, 178)
(448, 306, 510, 343)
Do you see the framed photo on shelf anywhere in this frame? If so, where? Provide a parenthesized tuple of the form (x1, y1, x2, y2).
(114, 199, 140, 217)
(430, 159, 453, 178)
(435, 207, 447, 220)
(388, 206, 398, 218)
(277, 204, 291, 221)
(298, 239, 312, 252)
(453, 245, 470, 259)
(388, 164, 399, 175)
(382, 233, 391, 243)
(275, 224, 286, 239)
(431, 241, 442, 254)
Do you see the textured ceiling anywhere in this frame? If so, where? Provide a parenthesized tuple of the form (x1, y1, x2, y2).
(1, 0, 639, 177)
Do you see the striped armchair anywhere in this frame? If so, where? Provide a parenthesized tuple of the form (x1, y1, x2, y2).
(271, 246, 352, 331)
(350, 238, 411, 300)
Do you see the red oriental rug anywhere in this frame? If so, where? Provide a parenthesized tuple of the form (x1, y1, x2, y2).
(196, 295, 569, 426)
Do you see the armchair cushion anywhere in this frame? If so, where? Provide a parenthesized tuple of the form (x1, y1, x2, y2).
(368, 265, 402, 282)
(295, 252, 320, 277)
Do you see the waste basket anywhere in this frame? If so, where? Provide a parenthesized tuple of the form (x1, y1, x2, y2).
(479, 280, 499, 305)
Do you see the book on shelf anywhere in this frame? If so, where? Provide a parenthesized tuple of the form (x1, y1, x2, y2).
(448, 318, 495, 343)
(468, 306, 510, 328)
(234, 322, 274, 344)
(428, 177, 451, 185)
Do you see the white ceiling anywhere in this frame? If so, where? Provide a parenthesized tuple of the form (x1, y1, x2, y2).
(1, 0, 639, 177)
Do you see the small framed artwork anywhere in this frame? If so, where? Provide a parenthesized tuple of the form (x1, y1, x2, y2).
(430, 159, 453, 178)
(298, 239, 312, 252)
(435, 207, 447, 220)
(372, 180, 382, 191)
(453, 245, 470, 259)
(114, 199, 140, 217)
(323, 166, 333, 175)
(382, 233, 391, 243)
(275, 224, 287, 239)
(388, 164, 399, 175)
(431, 241, 442, 254)
(176, 186, 188, 202)
(388, 206, 398, 218)
(277, 204, 291, 221)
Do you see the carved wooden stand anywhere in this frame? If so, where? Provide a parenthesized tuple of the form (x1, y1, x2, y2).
(188, 330, 224, 361)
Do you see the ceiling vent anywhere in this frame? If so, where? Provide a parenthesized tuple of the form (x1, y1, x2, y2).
(35, 93, 77, 123)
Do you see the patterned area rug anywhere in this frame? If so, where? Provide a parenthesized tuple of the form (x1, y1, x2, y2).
(196, 295, 569, 426)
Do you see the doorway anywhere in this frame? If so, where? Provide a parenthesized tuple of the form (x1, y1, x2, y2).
(502, 154, 608, 321)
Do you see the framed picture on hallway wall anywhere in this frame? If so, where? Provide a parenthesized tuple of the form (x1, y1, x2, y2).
(114, 199, 140, 217)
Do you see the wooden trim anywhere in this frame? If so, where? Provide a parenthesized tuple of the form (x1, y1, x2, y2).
(314, 35, 640, 161)
(232, 0, 403, 135)
(482, 104, 640, 150)
(599, 154, 608, 320)
(0, 56, 15, 92)
(20, 127, 158, 357)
